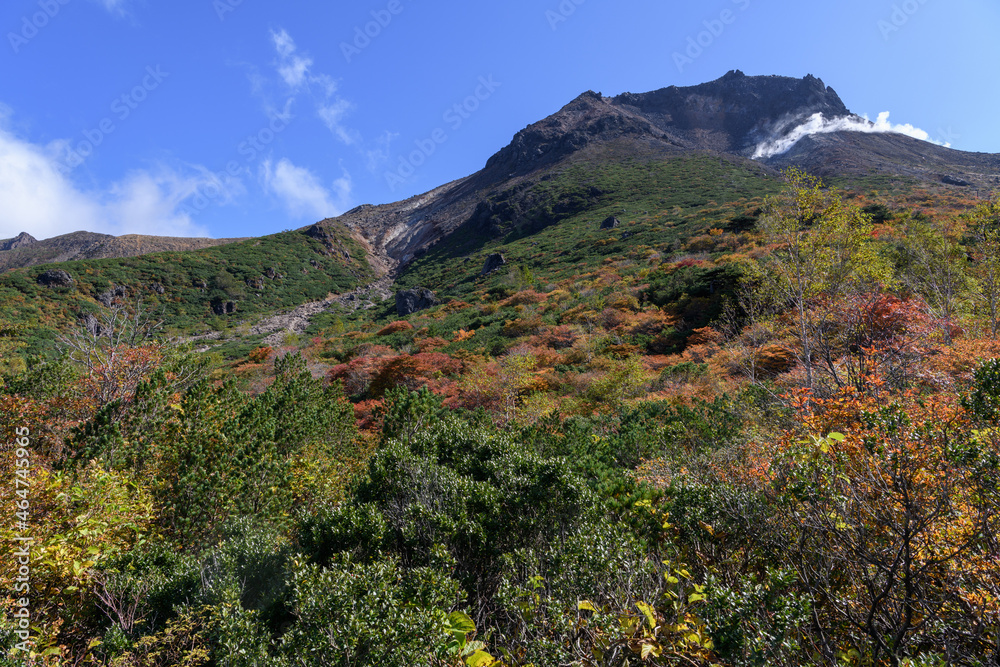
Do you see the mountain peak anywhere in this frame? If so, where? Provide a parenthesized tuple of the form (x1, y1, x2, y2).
(0, 232, 38, 252)
(482, 73, 854, 178)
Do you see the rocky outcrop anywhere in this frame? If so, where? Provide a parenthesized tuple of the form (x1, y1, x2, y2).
(0, 232, 37, 252)
(97, 285, 128, 307)
(37, 270, 74, 288)
(212, 300, 238, 316)
(395, 288, 438, 316)
(481, 253, 506, 276)
(601, 216, 620, 230)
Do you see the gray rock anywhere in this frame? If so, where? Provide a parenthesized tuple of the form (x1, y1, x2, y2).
(0, 232, 37, 252)
(941, 174, 971, 187)
(395, 288, 438, 316)
(37, 270, 74, 288)
(97, 284, 128, 306)
(82, 313, 103, 336)
(151, 283, 165, 295)
(481, 253, 506, 276)
(212, 300, 237, 316)
(600, 216, 621, 230)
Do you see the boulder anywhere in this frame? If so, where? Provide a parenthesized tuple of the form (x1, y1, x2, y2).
(82, 313, 104, 336)
(395, 288, 438, 316)
(212, 300, 238, 316)
(600, 216, 621, 230)
(481, 253, 506, 276)
(151, 283, 165, 295)
(941, 174, 971, 187)
(97, 284, 128, 307)
(37, 270, 74, 288)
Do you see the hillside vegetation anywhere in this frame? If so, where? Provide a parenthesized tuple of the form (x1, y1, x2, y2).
(0, 224, 371, 360)
(3, 164, 1000, 666)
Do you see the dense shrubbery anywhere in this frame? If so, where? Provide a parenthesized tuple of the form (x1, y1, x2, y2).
(3, 174, 1000, 666)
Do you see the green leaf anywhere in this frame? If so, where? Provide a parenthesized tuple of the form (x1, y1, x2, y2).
(641, 642, 662, 659)
(466, 650, 496, 667)
(636, 601, 657, 630)
(447, 611, 476, 635)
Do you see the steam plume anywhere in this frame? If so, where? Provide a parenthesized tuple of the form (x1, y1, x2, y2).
(752, 111, 948, 159)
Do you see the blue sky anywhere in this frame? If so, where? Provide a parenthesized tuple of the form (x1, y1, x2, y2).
(1, 0, 997, 241)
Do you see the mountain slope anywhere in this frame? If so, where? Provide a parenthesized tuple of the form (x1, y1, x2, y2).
(336, 71, 999, 267)
(0, 230, 249, 271)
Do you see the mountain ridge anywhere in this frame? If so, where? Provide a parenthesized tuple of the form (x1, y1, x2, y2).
(4, 72, 999, 275)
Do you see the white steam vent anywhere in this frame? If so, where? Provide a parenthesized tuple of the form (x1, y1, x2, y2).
(752, 112, 949, 159)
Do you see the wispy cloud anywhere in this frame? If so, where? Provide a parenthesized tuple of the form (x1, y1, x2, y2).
(0, 116, 219, 240)
(269, 28, 358, 146)
(271, 29, 313, 89)
(261, 158, 351, 220)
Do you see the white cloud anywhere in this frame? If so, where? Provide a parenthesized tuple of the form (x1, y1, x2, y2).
(318, 99, 360, 146)
(268, 28, 360, 146)
(0, 120, 217, 241)
(271, 29, 314, 90)
(262, 158, 351, 220)
(753, 111, 949, 159)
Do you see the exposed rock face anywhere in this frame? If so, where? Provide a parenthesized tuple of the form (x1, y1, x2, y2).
(481, 253, 506, 276)
(483, 70, 851, 176)
(82, 313, 103, 336)
(97, 285, 128, 307)
(212, 300, 237, 316)
(395, 288, 438, 316)
(601, 216, 620, 230)
(37, 270, 74, 288)
(0, 231, 245, 272)
(0, 232, 37, 251)
(942, 174, 971, 187)
(151, 283, 165, 295)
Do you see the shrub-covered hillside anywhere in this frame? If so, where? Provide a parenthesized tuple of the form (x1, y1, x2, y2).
(2, 169, 1000, 666)
(0, 223, 370, 360)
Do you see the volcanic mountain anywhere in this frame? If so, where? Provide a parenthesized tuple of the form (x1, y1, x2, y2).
(330, 70, 1000, 267)
(4, 71, 998, 274)
(0, 231, 247, 271)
